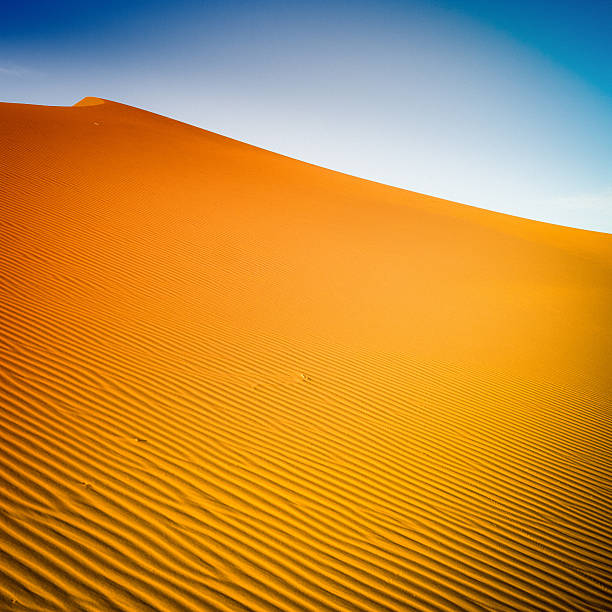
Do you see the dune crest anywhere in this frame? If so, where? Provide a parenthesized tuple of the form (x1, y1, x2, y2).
(73, 96, 107, 107)
(0, 98, 611, 611)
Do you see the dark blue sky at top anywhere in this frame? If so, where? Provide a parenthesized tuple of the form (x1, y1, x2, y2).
(2, 0, 610, 97)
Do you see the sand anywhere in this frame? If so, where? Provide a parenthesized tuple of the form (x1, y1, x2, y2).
(0, 97, 611, 611)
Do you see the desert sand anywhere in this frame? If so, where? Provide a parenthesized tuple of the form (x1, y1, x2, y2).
(0, 97, 611, 611)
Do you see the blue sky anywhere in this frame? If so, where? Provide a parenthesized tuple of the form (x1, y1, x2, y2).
(2, 0, 611, 232)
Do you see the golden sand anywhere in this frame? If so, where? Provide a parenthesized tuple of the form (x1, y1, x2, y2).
(0, 98, 611, 611)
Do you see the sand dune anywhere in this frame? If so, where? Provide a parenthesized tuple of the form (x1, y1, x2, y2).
(0, 97, 611, 611)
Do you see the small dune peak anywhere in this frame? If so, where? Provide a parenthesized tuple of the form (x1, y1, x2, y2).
(73, 96, 106, 107)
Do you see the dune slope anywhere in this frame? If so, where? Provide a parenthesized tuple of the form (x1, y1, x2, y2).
(0, 98, 611, 611)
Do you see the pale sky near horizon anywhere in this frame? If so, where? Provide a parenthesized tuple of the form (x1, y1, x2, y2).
(2, 0, 611, 232)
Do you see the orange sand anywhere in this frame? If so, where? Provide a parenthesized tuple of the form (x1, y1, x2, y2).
(0, 97, 611, 611)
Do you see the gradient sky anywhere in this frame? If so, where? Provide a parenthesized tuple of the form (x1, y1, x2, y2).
(2, 0, 611, 232)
